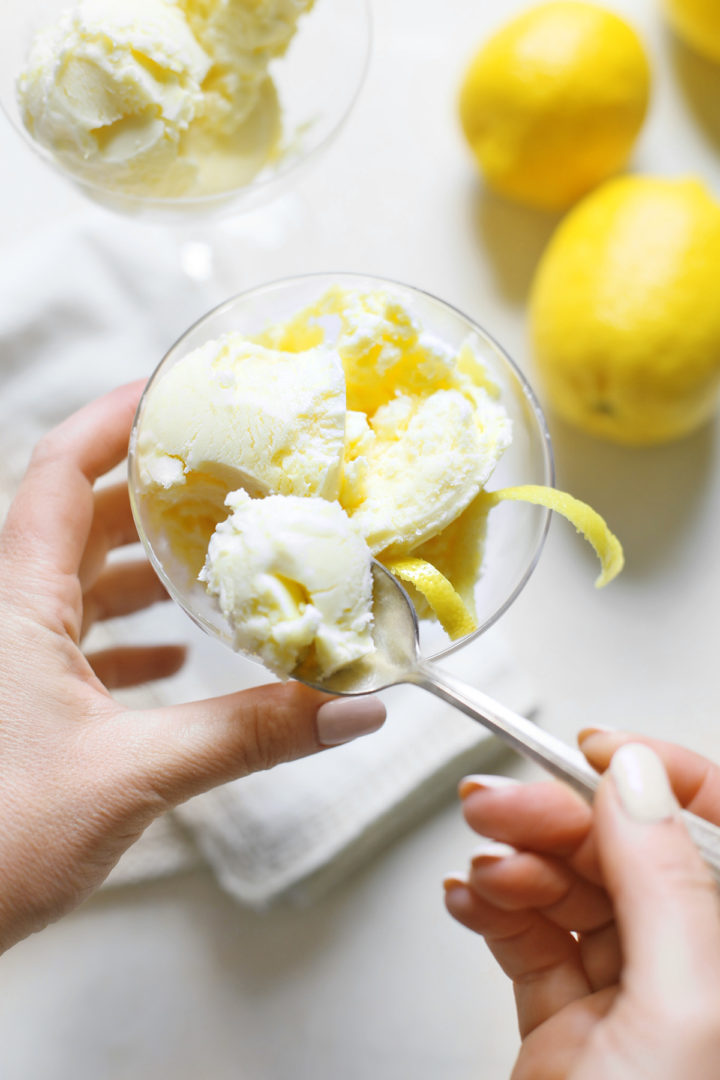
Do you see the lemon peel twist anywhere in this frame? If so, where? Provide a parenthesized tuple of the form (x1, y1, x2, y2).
(481, 485, 624, 588)
(381, 556, 478, 640)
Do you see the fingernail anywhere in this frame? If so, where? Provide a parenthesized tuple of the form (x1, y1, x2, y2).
(577, 725, 616, 749)
(458, 774, 518, 800)
(443, 873, 469, 892)
(470, 840, 515, 868)
(316, 696, 386, 746)
(610, 743, 679, 824)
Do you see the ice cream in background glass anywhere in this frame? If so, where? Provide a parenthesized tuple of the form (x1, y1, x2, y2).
(1, 0, 371, 219)
(128, 274, 555, 679)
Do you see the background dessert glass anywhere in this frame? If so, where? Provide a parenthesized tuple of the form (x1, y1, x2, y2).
(128, 272, 555, 668)
(0, 0, 372, 284)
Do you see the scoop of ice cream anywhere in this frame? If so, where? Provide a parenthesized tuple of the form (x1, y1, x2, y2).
(343, 387, 511, 555)
(200, 490, 373, 678)
(135, 335, 345, 571)
(177, 0, 314, 130)
(17, 0, 210, 192)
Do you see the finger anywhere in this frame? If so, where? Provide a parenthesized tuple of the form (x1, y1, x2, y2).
(580, 728, 720, 824)
(517, 985, 617, 1077)
(468, 843, 613, 932)
(578, 920, 623, 992)
(467, 844, 621, 991)
(95, 683, 387, 807)
(79, 484, 139, 589)
(444, 879, 591, 1037)
(82, 561, 168, 637)
(87, 645, 187, 689)
(1, 381, 145, 578)
(460, 776, 597, 876)
(594, 743, 720, 1020)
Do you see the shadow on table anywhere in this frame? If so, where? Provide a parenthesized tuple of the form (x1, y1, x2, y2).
(547, 412, 718, 580)
(668, 32, 720, 149)
(469, 183, 563, 305)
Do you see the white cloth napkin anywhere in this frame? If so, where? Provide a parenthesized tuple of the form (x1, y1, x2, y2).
(0, 215, 539, 907)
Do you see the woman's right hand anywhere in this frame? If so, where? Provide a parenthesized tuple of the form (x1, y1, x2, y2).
(445, 731, 720, 1080)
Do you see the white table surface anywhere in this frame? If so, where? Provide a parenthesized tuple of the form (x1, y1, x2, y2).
(2, 0, 720, 1077)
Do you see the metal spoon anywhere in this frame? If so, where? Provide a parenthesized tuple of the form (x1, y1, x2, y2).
(296, 561, 720, 886)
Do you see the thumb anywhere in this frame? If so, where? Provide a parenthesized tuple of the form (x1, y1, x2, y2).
(594, 742, 720, 1016)
(101, 682, 386, 808)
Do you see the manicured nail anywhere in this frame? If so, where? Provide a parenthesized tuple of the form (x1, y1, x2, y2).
(470, 840, 515, 868)
(443, 873, 469, 892)
(577, 725, 615, 748)
(316, 696, 386, 746)
(458, 774, 519, 800)
(610, 743, 679, 824)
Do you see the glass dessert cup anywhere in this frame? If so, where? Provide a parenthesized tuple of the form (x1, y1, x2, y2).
(128, 273, 555, 670)
(0, 0, 371, 223)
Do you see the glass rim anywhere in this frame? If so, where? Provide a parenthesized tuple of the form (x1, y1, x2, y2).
(129, 270, 556, 666)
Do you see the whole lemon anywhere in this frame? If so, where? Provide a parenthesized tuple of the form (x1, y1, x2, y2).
(459, 2, 651, 211)
(530, 176, 720, 445)
(664, 0, 720, 63)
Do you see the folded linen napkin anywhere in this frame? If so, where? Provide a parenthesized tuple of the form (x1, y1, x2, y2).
(0, 215, 539, 907)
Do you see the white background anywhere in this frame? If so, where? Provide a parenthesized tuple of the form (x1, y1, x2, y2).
(1, 0, 720, 1076)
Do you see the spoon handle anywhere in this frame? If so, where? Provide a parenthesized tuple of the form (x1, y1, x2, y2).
(414, 661, 720, 888)
(414, 662, 599, 798)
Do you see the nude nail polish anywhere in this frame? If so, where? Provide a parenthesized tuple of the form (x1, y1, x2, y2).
(442, 873, 469, 892)
(458, 774, 519, 800)
(316, 696, 386, 746)
(470, 840, 515, 868)
(610, 743, 679, 823)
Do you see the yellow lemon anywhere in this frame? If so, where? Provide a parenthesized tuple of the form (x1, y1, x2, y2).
(530, 175, 720, 445)
(664, 0, 720, 63)
(458, 1, 651, 211)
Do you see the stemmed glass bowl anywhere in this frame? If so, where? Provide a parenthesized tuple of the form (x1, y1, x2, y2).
(0, 0, 372, 221)
(128, 272, 555, 668)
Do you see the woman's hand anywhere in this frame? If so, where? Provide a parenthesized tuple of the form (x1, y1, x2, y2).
(0, 382, 385, 953)
(444, 731, 720, 1080)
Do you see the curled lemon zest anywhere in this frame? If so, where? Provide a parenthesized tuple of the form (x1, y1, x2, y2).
(381, 556, 478, 639)
(482, 485, 624, 587)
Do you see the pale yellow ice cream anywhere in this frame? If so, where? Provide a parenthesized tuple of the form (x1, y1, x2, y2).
(134, 287, 513, 677)
(256, 287, 512, 560)
(135, 336, 345, 572)
(200, 490, 373, 678)
(346, 389, 509, 555)
(16, 0, 312, 197)
(177, 0, 314, 130)
(17, 0, 210, 194)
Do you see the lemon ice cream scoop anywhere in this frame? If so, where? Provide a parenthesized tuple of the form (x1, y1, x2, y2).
(177, 0, 314, 130)
(135, 335, 345, 571)
(200, 490, 374, 679)
(346, 388, 511, 555)
(17, 0, 211, 193)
